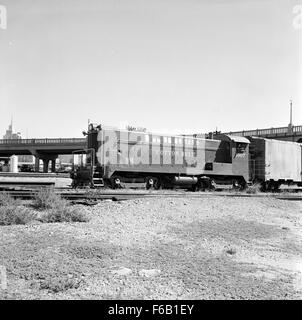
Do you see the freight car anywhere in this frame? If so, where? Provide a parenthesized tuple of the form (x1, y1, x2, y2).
(70, 124, 302, 191)
(71, 124, 250, 190)
(248, 137, 302, 190)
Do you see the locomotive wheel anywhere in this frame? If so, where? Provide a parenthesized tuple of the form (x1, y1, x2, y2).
(103, 179, 112, 189)
(146, 176, 161, 190)
(239, 180, 247, 190)
(190, 184, 198, 192)
(198, 177, 212, 191)
(146, 177, 154, 190)
(153, 178, 161, 190)
(110, 176, 123, 189)
(197, 181, 205, 191)
(232, 180, 241, 190)
(209, 179, 216, 190)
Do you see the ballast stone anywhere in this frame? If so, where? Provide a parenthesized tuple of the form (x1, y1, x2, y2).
(139, 269, 161, 277)
(111, 267, 132, 276)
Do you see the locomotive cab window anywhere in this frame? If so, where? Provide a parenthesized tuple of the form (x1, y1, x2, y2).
(236, 143, 247, 153)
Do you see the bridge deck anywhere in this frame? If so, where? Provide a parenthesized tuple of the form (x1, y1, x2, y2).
(0, 137, 87, 157)
(0, 138, 86, 145)
(226, 125, 302, 137)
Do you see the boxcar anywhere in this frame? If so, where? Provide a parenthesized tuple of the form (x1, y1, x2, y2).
(248, 137, 302, 190)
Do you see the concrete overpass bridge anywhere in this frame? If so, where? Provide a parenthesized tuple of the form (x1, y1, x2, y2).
(0, 138, 86, 172)
(224, 125, 302, 143)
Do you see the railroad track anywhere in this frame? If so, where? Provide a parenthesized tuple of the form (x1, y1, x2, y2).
(0, 172, 70, 178)
(2, 188, 302, 202)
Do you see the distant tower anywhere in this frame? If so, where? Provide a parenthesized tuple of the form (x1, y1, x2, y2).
(9, 117, 13, 138)
(2, 117, 21, 139)
(288, 100, 293, 132)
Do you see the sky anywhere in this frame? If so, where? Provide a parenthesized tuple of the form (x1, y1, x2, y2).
(0, 0, 301, 138)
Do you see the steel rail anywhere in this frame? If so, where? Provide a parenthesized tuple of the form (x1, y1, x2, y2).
(2, 189, 302, 201)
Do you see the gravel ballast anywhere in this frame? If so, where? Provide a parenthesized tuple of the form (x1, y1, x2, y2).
(0, 196, 301, 299)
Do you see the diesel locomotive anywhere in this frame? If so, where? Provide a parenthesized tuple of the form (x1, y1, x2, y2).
(70, 124, 302, 190)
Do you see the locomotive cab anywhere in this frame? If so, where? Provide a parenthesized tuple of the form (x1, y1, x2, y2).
(70, 123, 105, 188)
(212, 134, 250, 186)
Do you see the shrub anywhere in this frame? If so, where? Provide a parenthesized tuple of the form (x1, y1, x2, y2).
(39, 276, 82, 293)
(0, 188, 89, 226)
(39, 206, 89, 223)
(0, 205, 37, 226)
(32, 187, 67, 210)
(0, 191, 21, 206)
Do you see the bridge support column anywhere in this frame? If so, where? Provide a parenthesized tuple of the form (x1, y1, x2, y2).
(35, 157, 40, 172)
(42, 159, 49, 173)
(51, 159, 56, 173)
(30, 150, 58, 173)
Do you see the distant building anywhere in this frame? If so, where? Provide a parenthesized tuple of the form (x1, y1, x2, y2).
(2, 121, 74, 169)
(2, 121, 21, 140)
(2, 121, 33, 164)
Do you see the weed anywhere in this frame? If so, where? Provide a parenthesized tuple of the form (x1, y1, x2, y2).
(246, 183, 262, 194)
(39, 206, 89, 223)
(0, 188, 89, 226)
(32, 188, 67, 210)
(39, 276, 83, 293)
(0, 191, 21, 206)
(0, 205, 37, 226)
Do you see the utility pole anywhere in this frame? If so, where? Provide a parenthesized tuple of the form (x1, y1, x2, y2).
(10, 116, 13, 139)
(290, 99, 293, 126)
(288, 100, 293, 132)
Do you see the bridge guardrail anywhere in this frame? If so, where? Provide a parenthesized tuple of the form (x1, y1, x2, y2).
(0, 138, 86, 145)
(227, 125, 302, 137)
(293, 125, 302, 132)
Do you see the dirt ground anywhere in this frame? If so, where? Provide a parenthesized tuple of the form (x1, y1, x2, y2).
(0, 195, 301, 300)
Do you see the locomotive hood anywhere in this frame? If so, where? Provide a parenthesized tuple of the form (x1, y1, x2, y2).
(223, 135, 250, 144)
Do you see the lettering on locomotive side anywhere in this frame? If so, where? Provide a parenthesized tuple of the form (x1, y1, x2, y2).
(102, 129, 118, 165)
(99, 128, 206, 166)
